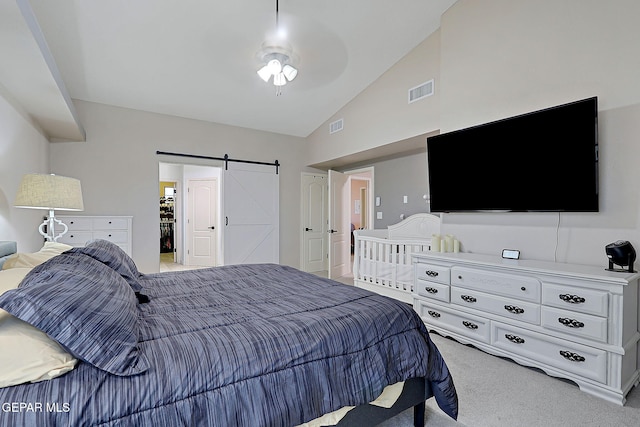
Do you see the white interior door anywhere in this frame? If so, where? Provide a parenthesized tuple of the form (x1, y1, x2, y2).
(223, 162, 279, 265)
(186, 178, 217, 266)
(301, 173, 327, 272)
(328, 170, 350, 279)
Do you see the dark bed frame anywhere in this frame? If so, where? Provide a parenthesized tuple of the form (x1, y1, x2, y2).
(332, 377, 427, 427)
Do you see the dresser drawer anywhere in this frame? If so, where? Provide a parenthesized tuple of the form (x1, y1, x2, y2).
(93, 230, 128, 243)
(63, 217, 92, 231)
(415, 263, 450, 285)
(59, 231, 93, 245)
(414, 300, 490, 344)
(542, 283, 608, 317)
(541, 306, 607, 343)
(451, 287, 540, 325)
(416, 278, 450, 303)
(451, 266, 540, 303)
(93, 217, 129, 230)
(492, 323, 607, 383)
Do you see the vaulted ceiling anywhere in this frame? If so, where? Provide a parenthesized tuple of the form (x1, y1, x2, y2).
(1, 0, 456, 141)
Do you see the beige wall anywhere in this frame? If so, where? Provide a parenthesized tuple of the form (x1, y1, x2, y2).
(49, 101, 313, 273)
(0, 91, 50, 252)
(306, 30, 442, 166)
(439, 0, 640, 132)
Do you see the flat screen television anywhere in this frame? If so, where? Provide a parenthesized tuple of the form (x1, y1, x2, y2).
(427, 97, 599, 213)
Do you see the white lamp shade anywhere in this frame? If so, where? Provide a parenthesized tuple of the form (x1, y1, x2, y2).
(266, 59, 282, 74)
(14, 174, 84, 211)
(282, 64, 298, 81)
(257, 65, 272, 82)
(273, 73, 287, 86)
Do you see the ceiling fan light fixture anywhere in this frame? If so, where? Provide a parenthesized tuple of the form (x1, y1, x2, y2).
(255, 0, 298, 93)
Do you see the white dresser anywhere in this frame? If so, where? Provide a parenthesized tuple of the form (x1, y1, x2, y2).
(56, 215, 133, 256)
(412, 251, 640, 405)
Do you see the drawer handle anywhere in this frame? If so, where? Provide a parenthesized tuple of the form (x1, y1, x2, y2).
(559, 294, 586, 304)
(427, 310, 441, 319)
(460, 295, 477, 303)
(559, 350, 585, 362)
(424, 287, 438, 294)
(504, 305, 524, 314)
(505, 334, 525, 344)
(558, 317, 585, 328)
(425, 270, 439, 277)
(462, 321, 478, 330)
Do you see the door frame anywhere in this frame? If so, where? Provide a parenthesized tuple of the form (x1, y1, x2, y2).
(343, 166, 375, 235)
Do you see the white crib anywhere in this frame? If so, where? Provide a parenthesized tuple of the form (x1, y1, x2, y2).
(352, 213, 441, 304)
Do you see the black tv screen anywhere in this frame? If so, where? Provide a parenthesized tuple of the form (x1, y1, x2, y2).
(427, 97, 599, 213)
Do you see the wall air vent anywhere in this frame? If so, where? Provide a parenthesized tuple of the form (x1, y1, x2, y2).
(329, 118, 344, 134)
(408, 79, 434, 104)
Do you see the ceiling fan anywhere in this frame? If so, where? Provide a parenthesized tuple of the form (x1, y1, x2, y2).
(256, 0, 298, 95)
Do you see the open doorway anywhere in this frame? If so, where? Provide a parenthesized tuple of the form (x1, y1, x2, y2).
(159, 162, 222, 272)
(159, 181, 176, 265)
(345, 167, 373, 275)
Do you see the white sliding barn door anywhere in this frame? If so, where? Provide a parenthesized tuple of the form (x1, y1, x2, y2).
(223, 162, 279, 265)
(328, 170, 350, 279)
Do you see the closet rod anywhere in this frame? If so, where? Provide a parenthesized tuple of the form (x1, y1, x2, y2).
(156, 151, 280, 174)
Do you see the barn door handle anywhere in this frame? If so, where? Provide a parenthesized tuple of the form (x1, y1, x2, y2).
(225, 216, 228, 226)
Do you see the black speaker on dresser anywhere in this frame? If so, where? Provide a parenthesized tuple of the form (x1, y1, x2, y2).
(605, 240, 636, 273)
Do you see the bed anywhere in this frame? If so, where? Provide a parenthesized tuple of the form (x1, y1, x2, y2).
(0, 239, 457, 426)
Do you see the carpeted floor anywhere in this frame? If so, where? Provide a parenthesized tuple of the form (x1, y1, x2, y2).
(384, 332, 640, 427)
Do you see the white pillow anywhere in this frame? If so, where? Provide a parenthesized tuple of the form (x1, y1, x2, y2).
(0, 311, 78, 387)
(0, 267, 31, 294)
(1, 242, 73, 270)
(0, 267, 78, 388)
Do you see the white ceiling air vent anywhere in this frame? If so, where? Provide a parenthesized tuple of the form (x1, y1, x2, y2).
(329, 118, 344, 134)
(408, 79, 434, 104)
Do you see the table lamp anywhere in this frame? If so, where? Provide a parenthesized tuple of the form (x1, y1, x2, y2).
(14, 173, 84, 242)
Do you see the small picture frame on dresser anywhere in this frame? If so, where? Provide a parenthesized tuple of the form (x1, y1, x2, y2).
(502, 249, 520, 260)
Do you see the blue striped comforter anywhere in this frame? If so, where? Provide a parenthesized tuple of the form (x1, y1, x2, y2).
(0, 263, 457, 426)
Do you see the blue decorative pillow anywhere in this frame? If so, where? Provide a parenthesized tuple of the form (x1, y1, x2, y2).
(72, 239, 143, 291)
(0, 252, 148, 376)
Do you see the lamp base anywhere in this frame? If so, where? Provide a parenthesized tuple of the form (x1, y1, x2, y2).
(38, 210, 68, 242)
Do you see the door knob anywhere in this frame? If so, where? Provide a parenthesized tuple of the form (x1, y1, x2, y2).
(305, 227, 313, 231)
(208, 226, 215, 230)
(329, 229, 337, 233)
